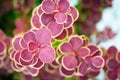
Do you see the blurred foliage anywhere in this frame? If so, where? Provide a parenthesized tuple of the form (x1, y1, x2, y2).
(0, 0, 42, 37)
(0, 10, 21, 36)
(0, 73, 13, 80)
(34, 0, 42, 6)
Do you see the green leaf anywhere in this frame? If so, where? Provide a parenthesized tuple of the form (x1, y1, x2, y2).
(34, 0, 42, 6)
(0, 10, 20, 36)
(52, 40, 63, 48)
(65, 77, 73, 80)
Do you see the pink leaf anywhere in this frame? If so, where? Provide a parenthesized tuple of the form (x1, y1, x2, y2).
(47, 21, 64, 37)
(116, 52, 120, 62)
(78, 62, 88, 76)
(31, 14, 41, 28)
(13, 37, 22, 50)
(88, 45, 99, 56)
(37, 6, 43, 15)
(107, 58, 118, 69)
(20, 49, 33, 61)
(14, 52, 21, 64)
(91, 56, 104, 68)
(54, 12, 67, 24)
(60, 42, 73, 53)
(39, 46, 55, 63)
(11, 61, 24, 72)
(23, 31, 36, 42)
(55, 29, 67, 40)
(107, 46, 117, 55)
(78, 47, 90, 59)
(20, 38, 27, 48)
(59, 66, 74, 77)
(70, 7, 79, 21)
(33, 51, 39, 59)
(33, 59, 44, 69)
(62, 55, 78, 70)
(106, 69, 117, 80)
(70, 36, 83, 51)
(28, 41, 38, 52)
(20, 58, 33, 66)
(27, 67, 39, 76)
(10, 50, 16, 60)
(86, 58, 100, 71)
(67, 27, 73, 35)
(58, 0, 70, 11)
(41, 0, 55, 13)
(64, 15, 73, 28)
(41, 13, 53, 26)
(35, 28, 52, 45)
(0, 41, 6, 53)
(90, 63, 101, 71)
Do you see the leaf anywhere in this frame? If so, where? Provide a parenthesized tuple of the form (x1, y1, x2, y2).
(52, 40, 63, 48)
(34, 0, 42, 6)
